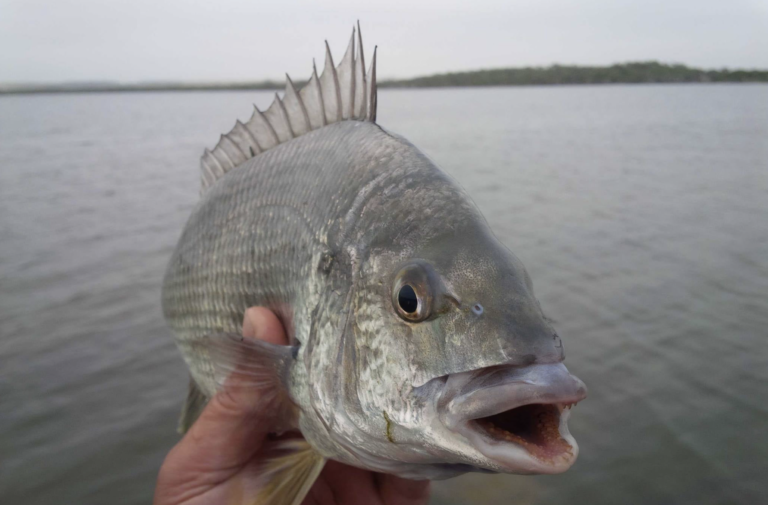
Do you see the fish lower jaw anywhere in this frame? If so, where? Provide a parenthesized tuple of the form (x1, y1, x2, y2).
(457, 402, 580, 474)
(436, 362, 587, 474)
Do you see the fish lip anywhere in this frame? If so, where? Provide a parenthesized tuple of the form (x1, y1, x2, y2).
(439, 363, 587, 474)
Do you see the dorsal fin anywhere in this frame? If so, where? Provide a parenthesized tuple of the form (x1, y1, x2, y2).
(200, 22, 377, 194)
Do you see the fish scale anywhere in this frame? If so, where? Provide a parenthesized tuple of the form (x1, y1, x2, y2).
(165, 122, 406, 393)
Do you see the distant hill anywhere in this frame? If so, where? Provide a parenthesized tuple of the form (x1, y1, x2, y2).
(380, 62, 768, 88)
(1, 62, 766, 95)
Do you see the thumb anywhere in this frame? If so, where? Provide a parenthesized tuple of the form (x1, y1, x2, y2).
(161, 308, 288, 478)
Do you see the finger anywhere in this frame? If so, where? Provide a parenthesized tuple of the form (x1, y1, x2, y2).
(317, 461, 381, 504)
(242, 307, 288, 345)
(160, 308, 288, 479)
(377, 473, 431, 505)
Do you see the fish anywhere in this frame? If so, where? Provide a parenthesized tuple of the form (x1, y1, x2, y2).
(162, 23, 587, 505)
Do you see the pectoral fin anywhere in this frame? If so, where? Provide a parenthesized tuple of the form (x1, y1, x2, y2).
(178, 333, 300, 433)
(205, 332, 296, 391)
(186, 334, 322, 503)
(253, 439, 326, 505)
(204, 332, 300, 429)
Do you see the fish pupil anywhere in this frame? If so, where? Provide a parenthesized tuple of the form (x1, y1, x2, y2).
(398, 285, 419, 314)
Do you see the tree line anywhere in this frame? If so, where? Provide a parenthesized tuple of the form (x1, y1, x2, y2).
(380, 61, 768, 88)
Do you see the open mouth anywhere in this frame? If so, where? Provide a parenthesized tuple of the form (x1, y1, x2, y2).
(440, 363, 587, 474)
(473, 402, 577, 461)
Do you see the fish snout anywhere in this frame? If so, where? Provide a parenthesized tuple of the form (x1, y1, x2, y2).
(438, 363, 587, 474)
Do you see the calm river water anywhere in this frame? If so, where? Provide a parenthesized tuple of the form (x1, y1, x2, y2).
(1, 84, 767, 504)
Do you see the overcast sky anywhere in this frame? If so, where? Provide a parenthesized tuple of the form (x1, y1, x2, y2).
(2, 0, 767, 83)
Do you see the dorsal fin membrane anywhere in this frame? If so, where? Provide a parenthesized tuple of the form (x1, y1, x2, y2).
(200, 25, 377, 194)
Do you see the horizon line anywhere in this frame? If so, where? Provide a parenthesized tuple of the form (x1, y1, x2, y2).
(2, 60, 767, 94)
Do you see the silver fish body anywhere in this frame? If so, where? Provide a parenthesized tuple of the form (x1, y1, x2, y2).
(163, 120, 586, 480)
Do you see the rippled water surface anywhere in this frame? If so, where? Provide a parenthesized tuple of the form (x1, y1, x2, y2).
(1, 85, 767, 504)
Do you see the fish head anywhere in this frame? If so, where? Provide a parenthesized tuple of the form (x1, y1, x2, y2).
(344, 219, 587, 478)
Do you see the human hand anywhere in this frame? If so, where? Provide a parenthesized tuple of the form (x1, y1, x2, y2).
(154, 307, 431, 505)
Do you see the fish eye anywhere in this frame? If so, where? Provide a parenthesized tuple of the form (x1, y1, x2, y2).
(392, 262, 434, 323)
(397, 285, 419, 314)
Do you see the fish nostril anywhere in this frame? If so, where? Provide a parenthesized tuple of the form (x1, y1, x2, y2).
(472, 303, 484, 316)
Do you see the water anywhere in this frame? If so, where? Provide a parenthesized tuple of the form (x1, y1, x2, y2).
(1, 85, 766, 505)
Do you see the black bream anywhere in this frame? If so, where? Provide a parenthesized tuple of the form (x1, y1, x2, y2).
(162, 25, 587, 505)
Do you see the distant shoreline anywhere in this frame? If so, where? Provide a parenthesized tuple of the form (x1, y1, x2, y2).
(2, 61, 767, 95)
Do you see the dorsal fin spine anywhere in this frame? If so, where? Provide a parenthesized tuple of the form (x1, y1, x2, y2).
(206, 148, 227, 175)
(330, 44, 343, 121)
(236, 119, 261, 154)
(338, 29, 356, 120)
(354, 21, 367, 118)
(201, 150, 218, 188)
(253, 105, 280, 146)
(221, 133, 247, 159)
(212, 140, 235, 169)
(264, 97, 293, 142)
(275, 94, 296, 138)
(319, 42, 342, 124)
(312, 62, 327, 127)
(201, 162, 215, 185)
(285, 75, 311, 133)
(200, 25, 377, 194)
(366, 46, 377, 122)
